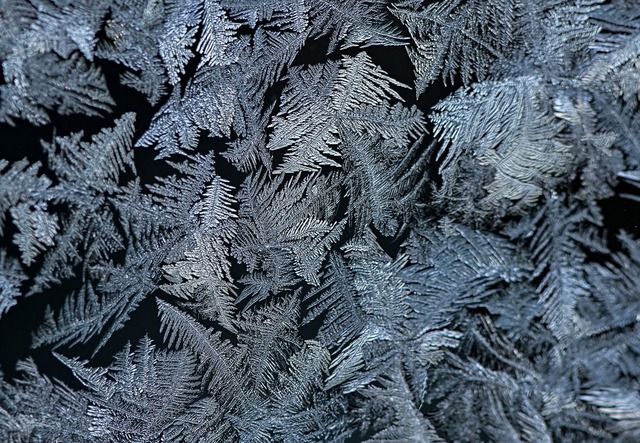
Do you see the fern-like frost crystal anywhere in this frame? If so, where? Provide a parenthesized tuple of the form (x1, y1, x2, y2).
(1, 0, 640, 442)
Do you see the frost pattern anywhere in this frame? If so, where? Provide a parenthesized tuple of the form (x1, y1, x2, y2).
(1, 0, 640, 442)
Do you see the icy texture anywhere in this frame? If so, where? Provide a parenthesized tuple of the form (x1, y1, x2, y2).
(1, 0, 640, 441)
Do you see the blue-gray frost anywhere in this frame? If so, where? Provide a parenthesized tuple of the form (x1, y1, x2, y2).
(1, 0, 640, 441)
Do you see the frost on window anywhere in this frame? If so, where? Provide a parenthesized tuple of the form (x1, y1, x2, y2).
(1, 0, 640, 442)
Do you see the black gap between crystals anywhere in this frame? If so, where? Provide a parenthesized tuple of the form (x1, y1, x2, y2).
(601, 181, 640, 246)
